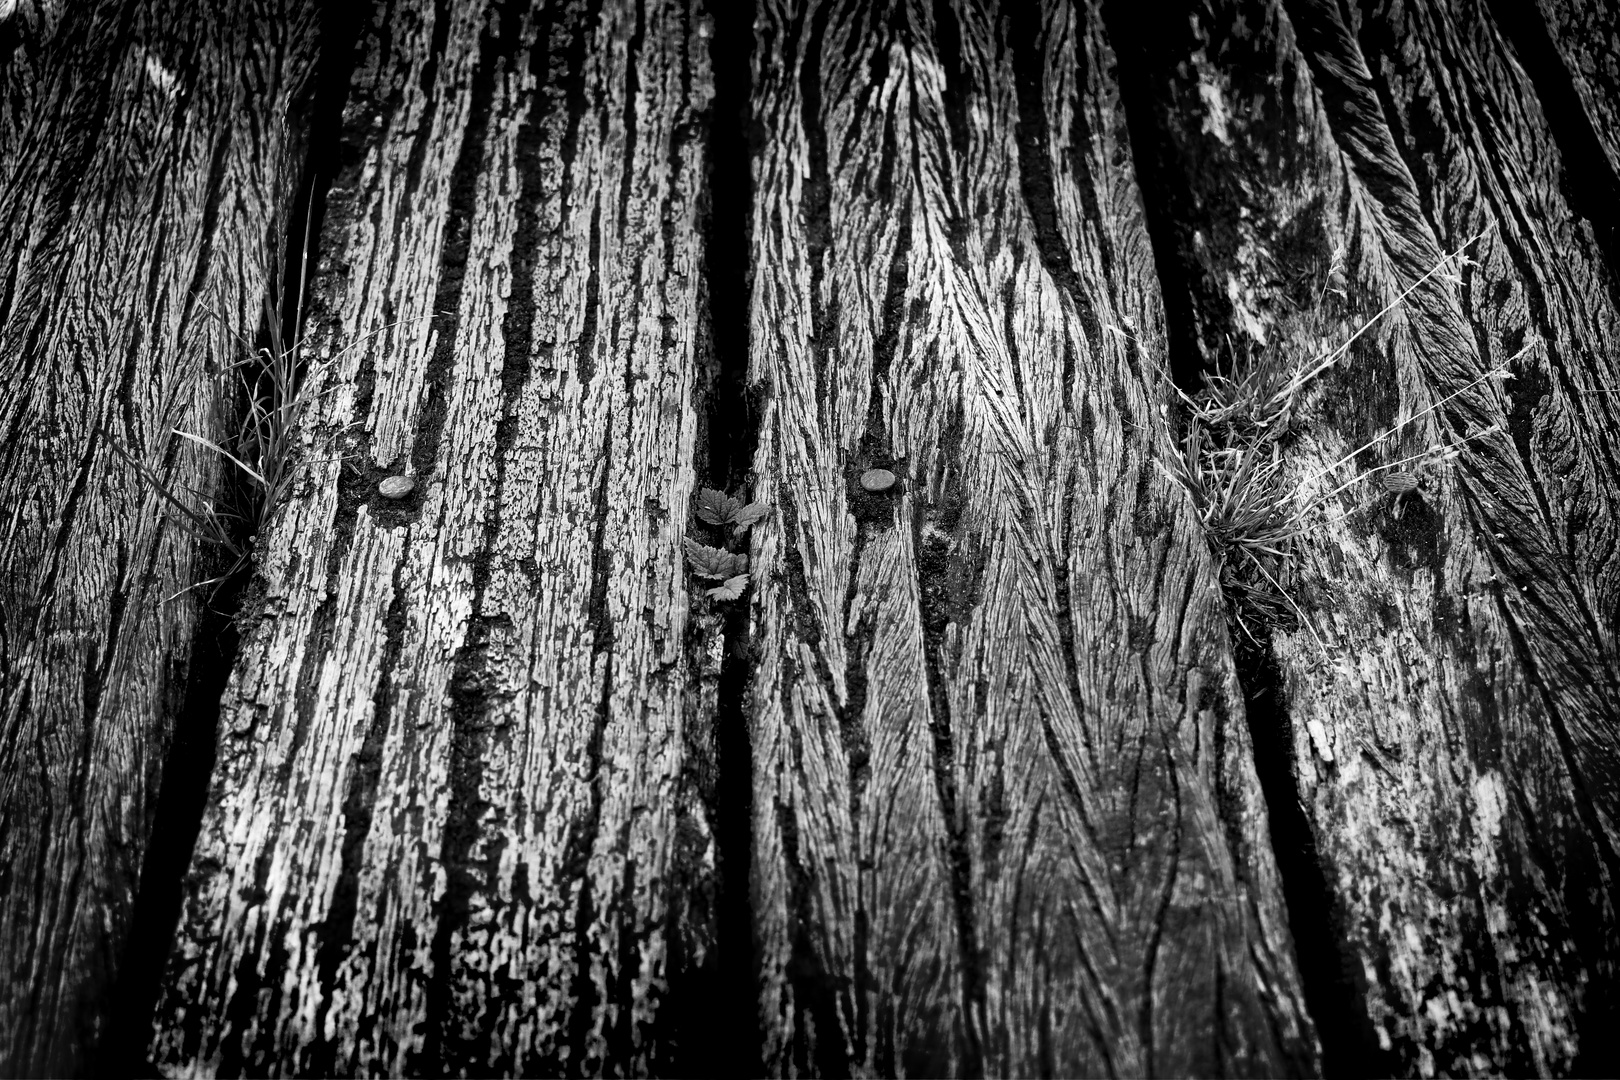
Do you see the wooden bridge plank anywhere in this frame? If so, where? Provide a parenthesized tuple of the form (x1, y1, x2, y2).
(147, 1, 721, 1074)
(1320, 3, 1620, 1072)
(1109, 0, 1620, 1071)
(0, 3, 316, 1074)
(744, 1, 1318, 1074)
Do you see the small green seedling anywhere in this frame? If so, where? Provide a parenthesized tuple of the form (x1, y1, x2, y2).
(686, 486, 767, 601)
(683, 538, 747, 579)
(683, 538, 750, 601)
(695, 487, 769, 531)
(706, 573, 750, 601)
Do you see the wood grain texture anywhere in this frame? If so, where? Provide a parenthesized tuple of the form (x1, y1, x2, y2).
(1112, 0, 1620, 1072)
(1534, 0, 1620, 183)
(0, 0, 66, 145)
(5, 0, 1616, 1074)
(148, 0, 721, 1074)
(743, 0, 1317, 1074)
(0, 3, 315, 1075)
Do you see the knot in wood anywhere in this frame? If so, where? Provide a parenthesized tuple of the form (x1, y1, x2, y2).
(1381, 471, 1419, 494)
(378, 474, 415, 500)
(859, 468, 896, 493)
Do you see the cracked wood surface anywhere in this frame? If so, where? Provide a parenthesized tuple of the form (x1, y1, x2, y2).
(1112, 0, 1620, 1073)
(0, 3, 315, 1075)
(148, 0, 721, 1074)
(3, 0, 1620, 1076)
(742, 0, 1315, 1074)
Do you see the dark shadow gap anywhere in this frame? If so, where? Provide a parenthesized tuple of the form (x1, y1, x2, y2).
(698, 0, 763, 1074)
(1095, 0, 1212, 395)
(94, 3, 365, 1074)
(93, 573, 243, 1079)
(1233, 637, 1391, 1080)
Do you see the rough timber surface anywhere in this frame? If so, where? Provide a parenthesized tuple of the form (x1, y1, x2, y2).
(148, 1, 721, 1074)
(1533, 0, 1620, 187)
(0, 3, 316, 1075)
(5, 0, 1620, 1076)
(1109, 0, 1620, 1074)
(742, 0, 1316, 1074)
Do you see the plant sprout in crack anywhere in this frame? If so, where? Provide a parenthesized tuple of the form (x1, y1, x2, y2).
(103, 204, 447, 606)
(1157, 227, 1516, 651)
(684, 486, 767, 601)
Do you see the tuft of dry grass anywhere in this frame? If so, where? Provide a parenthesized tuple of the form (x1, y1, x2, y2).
(103, 287, 308, 603)
(106, 217, 451, 607)
(1160, 229, 1509, 650)
(103, 205, 317, 604)
(192, 279, 309, 536)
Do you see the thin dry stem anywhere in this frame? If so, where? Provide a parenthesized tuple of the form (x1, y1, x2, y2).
(1160, 227, 1500, 649)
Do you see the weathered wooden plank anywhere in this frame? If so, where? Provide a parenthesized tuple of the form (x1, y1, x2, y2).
(1323, 3, 1620, 1072)
(744, 0, 1318, 1073)
(0, 4, 316, 1075)
(148, 0, 720, 1074)
(9, 0, 1614, 1073)
(1108, 0, 1620, 1072)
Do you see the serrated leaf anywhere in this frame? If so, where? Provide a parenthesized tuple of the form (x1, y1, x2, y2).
(683, 538, 746, 580)
(695, 487, 741, 525)
(731, 501, 769, 528)
(682, 537, 728, 577)
(706, 573, 749, 601)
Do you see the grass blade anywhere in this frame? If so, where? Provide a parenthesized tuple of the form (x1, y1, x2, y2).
(172, 427, 268, 488)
